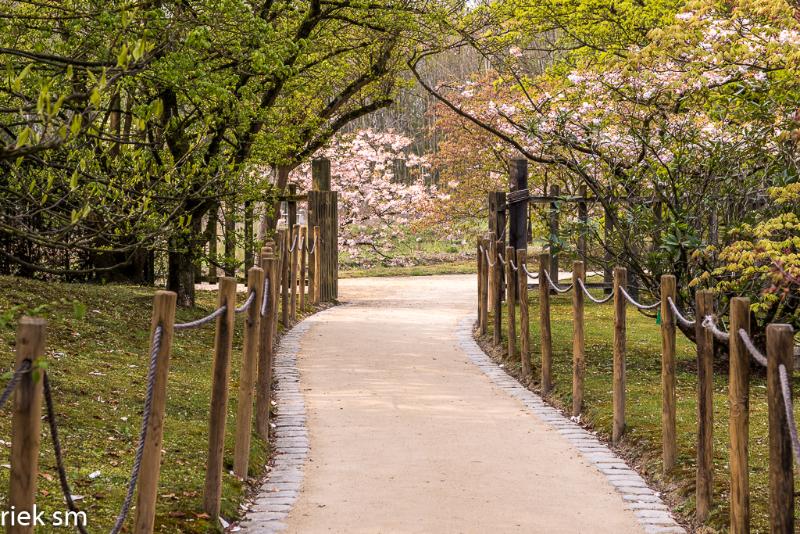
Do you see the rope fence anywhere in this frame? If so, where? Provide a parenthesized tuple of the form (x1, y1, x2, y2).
(1, 224, 325, 532)
(475, 237, 799, 533)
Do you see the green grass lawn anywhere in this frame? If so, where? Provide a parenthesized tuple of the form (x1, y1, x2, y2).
(0, 276, 301, 532)
(482, 288, 799, 533)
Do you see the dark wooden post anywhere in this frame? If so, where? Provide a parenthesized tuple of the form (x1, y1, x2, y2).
(287, 183, 297, 230)
(244, 200, 254, 271)
(308, 158, 338, 302)
(509, 158, 528, 290)
(9, 317, 46, 534)
(234, 266, 264, 479)
(729, 297, 751, 533)
(256, 247, 277, 440)
(204, 277, 236, 518)
(613, 266, 627, 444)
(477, 237, 483, 322)
(603, 205, 614, 294)
(695, 290, 715, 522)
(505, 245, 517, 360)
(480, 238, 490, 335)
(313, 226, 321, 305)
(767, 324, 794, 533)
(578, 186, 588, 263)
(517, 249, 532, 380)
(539, 253, 553, 393)
(134, 291, 177, 533)
(548, 184, 560, 291)
(660, 275, 677, 474)
(572, 260, 585, 417)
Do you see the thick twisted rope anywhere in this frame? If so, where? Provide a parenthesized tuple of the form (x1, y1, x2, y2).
(577, 278, 614, 304)
(542, 269, 573, 293)
(666, 297, 696, 328)
(0, 360, 31, 410)
(44, 372, 89, 534)
(508, 258, 518, 272)
(778, 364, 800, 464)
(482, 247, 497, 268)
(619, 287, 661, 310)
(497, 254, 506, 267)
(521, 263, 539, 279)
(174, 305, 227, 330)
(307, 236, 317, 254)
(702, 315, 730, 343)
(45, 327, 164, 534)
(287, 233, 298, 253)
(261, 278, 270, 317)
(737, 329, 768, 367)
(235, 290, 256, 314)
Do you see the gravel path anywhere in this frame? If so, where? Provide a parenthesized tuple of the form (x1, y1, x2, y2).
(241, 274, 682, 534)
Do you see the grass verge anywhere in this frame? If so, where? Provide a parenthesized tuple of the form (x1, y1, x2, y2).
(340, 260, 475, 279)
(0, 276, 311, 532)
(478, 288, 799, 534)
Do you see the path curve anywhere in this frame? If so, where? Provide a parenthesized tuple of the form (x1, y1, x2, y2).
(242, 274, 684, 534)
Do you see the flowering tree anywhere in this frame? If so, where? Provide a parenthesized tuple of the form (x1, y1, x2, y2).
(293, 129, 441, 266)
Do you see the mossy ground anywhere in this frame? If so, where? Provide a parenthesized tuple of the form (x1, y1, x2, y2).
(481, 287, 799, 533)
(0, 276, 310, 532)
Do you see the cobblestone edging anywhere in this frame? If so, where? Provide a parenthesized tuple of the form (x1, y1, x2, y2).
(458, 315, 687, 534)
(240, 316, 316, 533)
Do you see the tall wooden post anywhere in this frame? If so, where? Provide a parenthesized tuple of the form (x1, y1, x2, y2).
(287, 183, 297, 229)
(505, 245, 517, 360)
(729, 297, 751, 534)
(313, 226, 321, 305)
(479, 238, 490, 335)
(548, 184, 560, 291)
(290, 224, 299, 321)
(767, 324, 794, 533)
(539, 253, 553, 394)
(204, 277, 237, 518)
(603, 205, 614, 294)
(509, 158, 528, 291)
(9, 317, 46, 534)
(299, 226, 307, 311)
(612, 266, 627, 445)
(280, 229, 290, 326)
(244, 200, 254, 271)
(572, 261, 585, 417)
(234, 266, 264, 479)
(134, 291, 177, 533)
(256, 247, 277, 440)
(660, 275, 677, 474)
(517, 250, 532, 380)
(493, 238, 503, 346)
(308, 159, 338, 302)
(477, 237, 483, 322)
(695, 290, 715, 522)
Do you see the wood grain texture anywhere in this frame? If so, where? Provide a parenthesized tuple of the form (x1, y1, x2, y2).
(572, 261, 585, 417)
(660, 275, 677, 474)
(729, 297, 751, 534)
(612, 266, 626, 445)
(256, 247, 276, 440)
(766, 324, 794, 534)
(539, 253, 552, 394)
(517, 250, 532, 380)
(695, 290, 714, 522)
(506, 245, 516, 360)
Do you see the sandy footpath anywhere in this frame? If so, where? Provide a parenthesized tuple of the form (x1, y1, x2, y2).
(283, 274, 644, 534)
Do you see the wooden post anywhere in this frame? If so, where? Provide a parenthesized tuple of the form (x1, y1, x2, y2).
(312, 158, 331, 190)
(505, 245, 516, 360)
(572, 261, 585, 417)
(493, 238, 503, 346)
(578, 186, 588, 263)
(244, 200, 254, 271)
(660, 275, 677, 474)
(729, 297, 750, 534)
(204, 277, 236, 518)
(477, 237, 483, 323)
(234, 266, 264, 479)
(256, 248, 277, 440)
(695, 289, 715, 522)
(299, 226, 307, 311)
(479, 238, 489, 335)
(9, 317, 46, 534)
(290, 224, 299, 321)
(287, 183, 297, 229)
(603, 206, 614, 294)
(548, 184, 560, 291)
(134, 291, 177, 533)
(539, 253, 553, 394)
(488, 231, 497, 312)
(308, 227, 317, 306)
(517, 250, 532, 380)
(613, 266, 627, 445)
(509, 158, 528, 291)
(767, 324, 794, 533)
(281, 229, 290, 326)
(313, 225, 321, 305)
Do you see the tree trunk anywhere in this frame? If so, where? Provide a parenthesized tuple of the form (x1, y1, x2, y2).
(167, 206, 205, 307)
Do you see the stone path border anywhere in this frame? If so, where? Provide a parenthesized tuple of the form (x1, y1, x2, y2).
(457, 314, 687, 534)
(239, 315, 317, 533)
